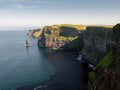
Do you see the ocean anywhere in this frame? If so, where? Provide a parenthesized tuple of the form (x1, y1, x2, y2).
(0, 30, 54, 90)
(0, 30, 85, 90)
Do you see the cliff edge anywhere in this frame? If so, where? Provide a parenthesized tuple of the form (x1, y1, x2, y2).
(37, 24, 85, 51)
(29, 24, 119, 90)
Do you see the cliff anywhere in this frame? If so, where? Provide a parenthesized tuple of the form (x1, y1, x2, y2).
(37, 25, 115, 60)
(82, 26, 114, 64)
(36, 24, 119, 90)
(38, 24, 85, 51)
(88, 24, 120, 90)
(27, 29, 41, 38)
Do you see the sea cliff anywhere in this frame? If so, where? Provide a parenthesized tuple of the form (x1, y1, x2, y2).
(30, 24, 120, 90)
(37, 24, 85, 51)
(88, 24, 120, 90)
(82, 26, 114, 64)
(37, 25, 114, 56)
(27, 29, 41, 38)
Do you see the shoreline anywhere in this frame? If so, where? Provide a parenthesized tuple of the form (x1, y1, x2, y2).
(17, 51, 88, 90)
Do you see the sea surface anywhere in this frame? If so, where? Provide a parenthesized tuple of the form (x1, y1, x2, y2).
(0, 30, 54, 90)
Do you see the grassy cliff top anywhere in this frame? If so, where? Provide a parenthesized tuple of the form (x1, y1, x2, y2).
(44, 24, 86, 31)
(34, 24, 114, 38)
(87, 25, 113, 29)
(59, 24, 86, 30)
(44, 24, 113, 31)
(45, 33, 78, 41)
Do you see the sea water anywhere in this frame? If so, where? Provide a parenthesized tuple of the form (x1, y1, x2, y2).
(0, 30, 54, 90)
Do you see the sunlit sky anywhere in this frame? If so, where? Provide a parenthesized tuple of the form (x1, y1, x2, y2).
(0, 0, 120, 27)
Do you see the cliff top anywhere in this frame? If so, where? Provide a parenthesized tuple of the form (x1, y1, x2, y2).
(44, 24, 113, 31)
(44, 24, 86, 31)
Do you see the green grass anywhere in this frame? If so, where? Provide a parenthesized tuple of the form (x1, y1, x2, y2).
(89, 51, 114, 78)
(59, 24, 86, 30)
(96, 51, 114, 70)
(45, 25, 61, 29)
(89, 51, 115, 90)
(45, 33, 78, 41)
(45, 24, 86, 31)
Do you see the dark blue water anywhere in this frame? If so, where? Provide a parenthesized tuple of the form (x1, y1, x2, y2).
(0, 31, 54, 90)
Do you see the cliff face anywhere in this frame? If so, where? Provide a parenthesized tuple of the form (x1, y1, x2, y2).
(27, 29, 41, 38)
(38, 25, 84, 51)
(37, 25, 116, 61)
(82, 26, 114, 64)
(36, 24, 120, 90)
(37, 25, 114, 56)
(88, 24, 120, 90)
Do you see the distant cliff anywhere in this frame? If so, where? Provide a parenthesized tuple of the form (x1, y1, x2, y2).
(37, 25, 114, 54)
(36, 24, 116, 60)
(37, 24, 85, 51)
(82, 26, 114, 64)
(27, 29, 41, 38)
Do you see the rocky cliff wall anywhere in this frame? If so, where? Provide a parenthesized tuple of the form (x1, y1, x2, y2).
(37, 25, 114, 57)
(38, 25, 84, 51)
(81, 26, 114, 64)
(36, 24, 120, 90)
(88, 24, 120, 90)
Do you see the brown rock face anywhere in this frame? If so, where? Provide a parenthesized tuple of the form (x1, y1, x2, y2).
(37, 25, 83, 50)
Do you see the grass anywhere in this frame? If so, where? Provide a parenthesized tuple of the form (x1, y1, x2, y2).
(96, 51, 114, 70)
(45, 24, 86, 31)
(60, 24, 86, 30)
(89, 51, 114, 78)
(45, 33, 78, 41)
(33, 31, 41, 38)
(89, 51, 115, 90)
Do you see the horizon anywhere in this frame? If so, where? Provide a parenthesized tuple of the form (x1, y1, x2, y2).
(0, 0, 120, 27)
(0, 24, 114, 31)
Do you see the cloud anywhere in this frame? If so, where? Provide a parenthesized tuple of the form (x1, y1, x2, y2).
(0, 0, 50, 4)
(17, 4, 24, 8)
(14, 0, 50, 4)
(0, 9, 10, 13)
(14, 0, 51, 9)
(15, 4, 38, 9)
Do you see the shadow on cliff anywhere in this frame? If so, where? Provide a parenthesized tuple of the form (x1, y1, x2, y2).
(59, 35, 84, 54)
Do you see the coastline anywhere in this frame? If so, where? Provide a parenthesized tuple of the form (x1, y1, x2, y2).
(17, 51, 88, 90)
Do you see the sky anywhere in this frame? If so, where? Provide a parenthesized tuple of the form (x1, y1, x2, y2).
(0, 0, 120, 27)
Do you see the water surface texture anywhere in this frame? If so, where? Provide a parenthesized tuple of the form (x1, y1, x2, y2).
(0, 31, 54, 90)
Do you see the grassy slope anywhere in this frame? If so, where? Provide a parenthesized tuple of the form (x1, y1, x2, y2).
(89, 51, 115, 90)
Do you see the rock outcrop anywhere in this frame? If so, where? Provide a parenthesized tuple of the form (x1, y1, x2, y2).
(38, 25, 85, 51)
(27, 29, 41, 38)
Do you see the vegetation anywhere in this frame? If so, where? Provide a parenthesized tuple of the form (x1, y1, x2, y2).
(96, 51, 114, 69)
(45, 33, 78, 41)
(44, 25, 60, 30)
(45, 24, 86, 31)
(88, 23, 120, 90)
(33, 31, 41, 38)
(89, 51, 115, 90)
(59, 24, 86, 30)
